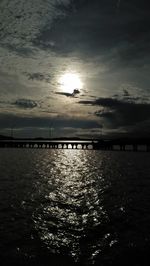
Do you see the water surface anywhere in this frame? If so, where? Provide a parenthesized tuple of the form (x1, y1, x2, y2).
(0, 149, 150, 265)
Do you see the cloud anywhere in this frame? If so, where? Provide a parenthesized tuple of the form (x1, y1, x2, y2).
(14, 99, 38, 109)
(55, 89, 80, 97)
(79, 98, 124, 107)
(0, 0, 150, 138)
(0, 0, 72, 49)
(123, 89, 130, 97)
(117, 0, 121, 9)
(55, 92, 73, 97)
(25, 72, 51, 83)
(0, 113, 99, 132)
(79, 96, 150, 132)
(35, 0, 150, 61)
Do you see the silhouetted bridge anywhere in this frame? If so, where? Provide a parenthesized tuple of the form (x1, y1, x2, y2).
(0, 139, 150, 151)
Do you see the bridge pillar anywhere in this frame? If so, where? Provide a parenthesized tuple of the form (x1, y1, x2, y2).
(146, 145, 150, 152)
(120, 145, 125, 151)
(133, 144, 138, 152)
(107, 145, 112, 150)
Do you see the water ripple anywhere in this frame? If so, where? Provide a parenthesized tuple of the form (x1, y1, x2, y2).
(0, 150, 150, 265)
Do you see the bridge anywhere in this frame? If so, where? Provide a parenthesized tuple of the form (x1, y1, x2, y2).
(0, 139, 150, 151)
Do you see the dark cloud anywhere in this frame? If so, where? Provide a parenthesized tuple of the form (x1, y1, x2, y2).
(35, 0, 150, 64)
(56, 89, 80, 97)
(25, 73, 51, 83)
(123, 89, 130, 97)
(79, 98, 122, 107)
(0, 113, 99, 131)
(55, 92, 73, 97)
(79, 96, 150, 132)
(14, 99, 38, 109)
(3, 43, 35, 57)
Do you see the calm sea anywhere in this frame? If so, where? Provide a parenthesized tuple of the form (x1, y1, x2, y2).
(0, 149, 150, 266)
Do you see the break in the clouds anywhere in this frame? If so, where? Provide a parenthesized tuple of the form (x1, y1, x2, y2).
(0, 0, 150, 137)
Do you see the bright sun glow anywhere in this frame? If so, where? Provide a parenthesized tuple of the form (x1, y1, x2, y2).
(59, 73, 83, 94)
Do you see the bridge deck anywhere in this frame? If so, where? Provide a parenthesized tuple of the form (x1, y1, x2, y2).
(0, 139, 150, 151)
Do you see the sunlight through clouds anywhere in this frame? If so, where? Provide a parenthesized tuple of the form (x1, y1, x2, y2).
(59, 73, 83, 94)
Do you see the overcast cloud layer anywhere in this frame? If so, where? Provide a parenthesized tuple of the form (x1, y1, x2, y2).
(0, 0, 150, 138)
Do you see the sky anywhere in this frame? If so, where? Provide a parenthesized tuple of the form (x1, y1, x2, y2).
(0, 0, 150, 138)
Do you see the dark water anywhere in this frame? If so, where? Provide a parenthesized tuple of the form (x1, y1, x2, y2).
(0, 149, 150, 266)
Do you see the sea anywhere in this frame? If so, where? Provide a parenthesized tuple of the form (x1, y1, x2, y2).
(0, 149, 150, 266)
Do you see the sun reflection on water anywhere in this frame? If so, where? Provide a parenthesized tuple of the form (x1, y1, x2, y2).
(32, 150, 110, 263)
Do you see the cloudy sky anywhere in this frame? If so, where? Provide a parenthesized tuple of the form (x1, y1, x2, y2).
(0, 0, 150, 138)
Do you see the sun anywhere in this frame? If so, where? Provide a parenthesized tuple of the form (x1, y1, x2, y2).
(59, 73, 83, 94)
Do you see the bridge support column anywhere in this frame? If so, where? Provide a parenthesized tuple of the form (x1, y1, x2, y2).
(108, 145, 113, 150)
(120, 145, 125, 151)
(133, 144, 138, 152)
(146, 145, 150, 152)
